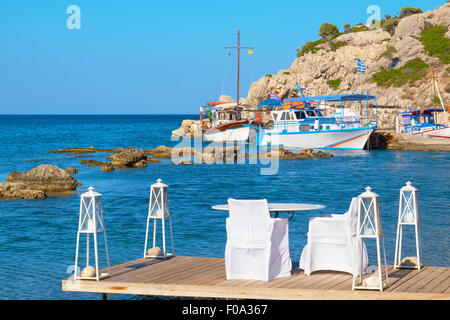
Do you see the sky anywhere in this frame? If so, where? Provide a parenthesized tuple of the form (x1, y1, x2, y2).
(0, 0, 446, 114)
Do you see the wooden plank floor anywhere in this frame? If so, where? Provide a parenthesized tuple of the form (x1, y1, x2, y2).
(62, 256, 450, 300)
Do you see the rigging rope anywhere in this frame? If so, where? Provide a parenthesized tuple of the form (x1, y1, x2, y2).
(220, 50, 232, 98)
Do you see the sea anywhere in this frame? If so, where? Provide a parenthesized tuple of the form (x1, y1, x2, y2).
(0, 114, 448, 300)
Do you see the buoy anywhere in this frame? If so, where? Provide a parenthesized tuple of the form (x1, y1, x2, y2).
(256, 112, 263, 124)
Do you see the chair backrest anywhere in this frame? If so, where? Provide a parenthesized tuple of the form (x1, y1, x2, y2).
(343, 197, 359, 233)
(227, 198, 271, 244)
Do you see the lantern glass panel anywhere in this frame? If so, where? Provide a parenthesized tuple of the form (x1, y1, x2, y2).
(360, 197, 375, 236)
(400, 190, 415, 223)
(80, 196, 104, 232)
(80, 198, 93, 232)
(163, 188, 169, 217)
(150, 187, 164, 218)
(95, 200, 104, 231)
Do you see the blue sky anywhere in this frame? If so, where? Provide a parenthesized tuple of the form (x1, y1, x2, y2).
(0, 0, 446, 114)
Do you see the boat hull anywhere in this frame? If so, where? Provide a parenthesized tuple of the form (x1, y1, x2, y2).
(203, 122, 250, 142)
(426, 127, 450, 139)
(259, 127, 375, 150)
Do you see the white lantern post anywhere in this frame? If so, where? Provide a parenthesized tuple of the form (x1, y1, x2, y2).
(144, 179, 174, 259)
(353, 187, 389, 291)
(394, 182, 423, 269)
(74, 187, 110, 281)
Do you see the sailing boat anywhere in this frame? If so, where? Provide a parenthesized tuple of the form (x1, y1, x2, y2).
(201, 30, 252, 142)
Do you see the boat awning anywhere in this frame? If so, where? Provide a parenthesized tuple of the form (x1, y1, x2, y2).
(399, 108, 446, 115)
(206, 101, 231, 106)
(201, 106, 221, 112)
(201, 102, 243, 111)
(284, 94, 377, 102)
(258, 99, 283, 108)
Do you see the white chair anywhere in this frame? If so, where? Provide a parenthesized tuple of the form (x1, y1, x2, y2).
(225, 199, 292, 281)
(299, 197, 369, 276)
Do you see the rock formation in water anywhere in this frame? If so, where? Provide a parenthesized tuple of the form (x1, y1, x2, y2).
(6, 164, 79, 193)
(107, 147, 148, 168)
(65, 166, 79, 174)
(1, 164, 80, 200)
(0, 182, 47, 200)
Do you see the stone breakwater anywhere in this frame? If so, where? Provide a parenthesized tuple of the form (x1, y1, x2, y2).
(384, 133, 450, 152)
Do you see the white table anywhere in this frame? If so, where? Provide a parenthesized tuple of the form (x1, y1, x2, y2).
(212, 203, 325, 220)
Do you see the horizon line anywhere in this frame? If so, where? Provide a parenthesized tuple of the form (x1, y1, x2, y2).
(0, 113, 200, 116)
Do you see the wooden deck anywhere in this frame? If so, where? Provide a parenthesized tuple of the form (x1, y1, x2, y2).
(62, 256, 450, 300)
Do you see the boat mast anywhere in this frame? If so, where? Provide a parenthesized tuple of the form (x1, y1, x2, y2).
(225, 30, 253, 120)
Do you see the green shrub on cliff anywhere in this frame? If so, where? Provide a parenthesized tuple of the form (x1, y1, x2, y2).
(327, 78, 342, 89)
(333, 41, 348, 51)
(381, 18, 399, 35)
(319, 23, 339, 39)
(372, 58, 428, 87)
(350, 25, 368, 33)
(419, 26, 450, 65)
(399, 7, 423, 18)
(296, 39, 325, 57)
(380, 46, 398, 59)
(433, 96, 441, 104)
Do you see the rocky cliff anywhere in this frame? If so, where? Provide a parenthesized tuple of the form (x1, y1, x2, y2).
(242, 3, 450, 129)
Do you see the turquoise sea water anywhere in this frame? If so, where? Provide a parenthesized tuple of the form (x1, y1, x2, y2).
(0, 115, 448, 300)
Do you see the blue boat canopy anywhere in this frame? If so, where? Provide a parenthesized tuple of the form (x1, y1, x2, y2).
(284, 94, 377, 102)
(258, 99, 283, 108)
(400, 108, 446, 114)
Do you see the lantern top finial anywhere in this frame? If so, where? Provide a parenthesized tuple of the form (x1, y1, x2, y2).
(82, 186, 102, 197)
(360, 186, 379, 198)
(152, 178, 168, 188)
(401, 181, 417, 191)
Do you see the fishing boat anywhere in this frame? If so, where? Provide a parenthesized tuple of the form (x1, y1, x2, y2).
(201, 102, 250, 142)
(252, 90, 378, 150)
(395, 108, 450, 139)
(200, 30, 253, 143)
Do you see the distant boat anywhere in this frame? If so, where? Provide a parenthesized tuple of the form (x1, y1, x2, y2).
(396, 108, 450, 139)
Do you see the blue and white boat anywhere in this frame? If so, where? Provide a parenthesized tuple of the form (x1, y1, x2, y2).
(252, 92, 378, 150)
(396, 108, 450, 139)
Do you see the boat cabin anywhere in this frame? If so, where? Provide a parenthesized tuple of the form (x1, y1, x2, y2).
(396, 108, 446, 134)
(269, 105, 364, 133)
(200, 103, 244, 128)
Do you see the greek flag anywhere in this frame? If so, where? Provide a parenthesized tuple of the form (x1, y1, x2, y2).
(270, 93, 281, 100)
(357, 59, 366, 73)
